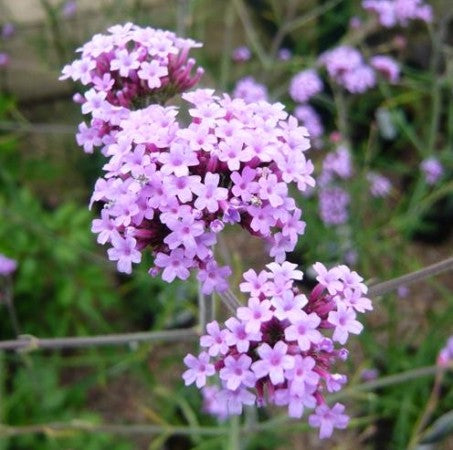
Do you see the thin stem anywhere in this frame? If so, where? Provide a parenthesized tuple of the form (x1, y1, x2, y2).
(218, 292, 237, 314)
(368, 257, 453, 297)
(329, 364, 450, 403)
(231, 0, 271, 69)
(2, 278, 20, 337)
(220, 2, 235, 91)
(198, 283, 212, 332)
(0, 328, 199, 352)
(407, 369, 445, 449)
(270, 0, 344, 56)
(0, 422, 228, 438)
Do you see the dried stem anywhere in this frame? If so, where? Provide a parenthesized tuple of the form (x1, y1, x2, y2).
(0, 329, 199, 352)
(368, 256, 453, 297)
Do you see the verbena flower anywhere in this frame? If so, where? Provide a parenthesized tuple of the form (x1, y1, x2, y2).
(289, 69, 323, 103)
(184, 261, 372, 439)
(80, 89, 314, 292)
(370, 55, 400, 83)
(233, 76, 268, 103)
(319, 46, 376, 94)
(420, 157, 443, 186)
(232, 46, 251, 62)
(363, 0, 432, 27)
(367, 172, 392, 198)
(0, 254, 17, 276)
(60, 24, 204, 153)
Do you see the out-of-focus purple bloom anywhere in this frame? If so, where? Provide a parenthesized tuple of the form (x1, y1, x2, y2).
(2, 23, 15, 39)
(232, 76, 268, 103)
(363, 0, 433, 27)
(289, 69, 323, 103)
(319, 46, 376, 94)
(367, 172, 392, 198)
(420, 157, 443, 185)
(232, 46, 251, 62)
(349, 16, 362, 29)
(397, 284, 409, 298)
(360, 368, 379, 381)
(62, 0, 77, 18)
(371, 55, 400, 83)
(294, 105, 324, 144)
(319, 187, 350, 225)
(438, 336, 453, 367)
(0, 254, 17, 276)
(0, 52, 10, 68)
(277, 48, 292, 61)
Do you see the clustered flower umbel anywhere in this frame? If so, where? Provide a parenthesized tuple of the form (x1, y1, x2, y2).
(183, 261, 372, 439)
(362, 0, 432, 27)
(60, 23, 203, 153)
(61, 24, 315, 294)
(318, 144, 353, 226)
(63, 24, 370, 439)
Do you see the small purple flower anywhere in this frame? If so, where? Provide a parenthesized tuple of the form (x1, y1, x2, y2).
(237, 297, 273, 333)
(328, 304, 363, 344)
(200, 321, 229, 356)
(197, 260, 232, 294)
(183, 352, 215, 388)
(239, 269, 270, 298)
(217, 387, 256, 415)
(284, 311, 323, 351)
(107, 234, 141, 274)
(313, 262, 343, 295)
(225, 317, 262, 353)
(252, 341, 295, 385)
(308, 403, 349, 439)
(220, 354, 256, 390)
(154, 248, 192, 282)
(193, 172, 228, 213)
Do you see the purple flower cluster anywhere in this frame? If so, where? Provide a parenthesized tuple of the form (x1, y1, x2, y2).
(318, 145, 353, 226)
(363, 0, 432, 27)
(0, 254, 17, 276)
(85, 87, 314, 292)
(319, 46, 377, 94)
(289, 69, 323, 104)
(184, 261, 372, 438)
(232, 46, 251, 63)
(370, 56, 400, 83)
(294, 105, 324, 147)
(60, 23, 203, 152)
(233, 76, 268, 103)
(420, 157, 443, 186)
(367, 172, 392, 198)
